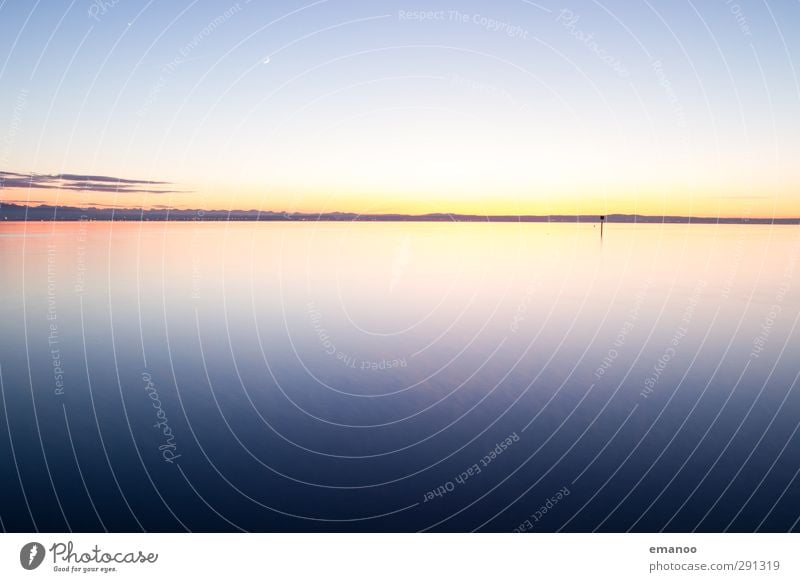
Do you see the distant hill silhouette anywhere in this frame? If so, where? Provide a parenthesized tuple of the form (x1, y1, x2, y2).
(1, 203, 798, 224)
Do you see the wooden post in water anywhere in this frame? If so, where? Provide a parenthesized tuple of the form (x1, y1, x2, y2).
(600, 215, 605, 239)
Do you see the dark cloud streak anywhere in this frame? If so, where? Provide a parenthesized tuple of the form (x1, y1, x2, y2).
(0, 170, 181, 194)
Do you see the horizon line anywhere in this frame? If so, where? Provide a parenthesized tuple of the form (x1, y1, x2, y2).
(1, 203, 800, 224)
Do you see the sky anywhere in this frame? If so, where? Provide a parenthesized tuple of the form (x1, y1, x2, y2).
(0, 0, 798, 217)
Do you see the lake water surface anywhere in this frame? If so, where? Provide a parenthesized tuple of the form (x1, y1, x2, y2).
(1, 221, 799, 532)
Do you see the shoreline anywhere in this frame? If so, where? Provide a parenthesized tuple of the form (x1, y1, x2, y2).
(2, 205, 799, 225)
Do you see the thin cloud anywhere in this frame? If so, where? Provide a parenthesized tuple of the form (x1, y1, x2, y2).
(0, 170, 182, 194)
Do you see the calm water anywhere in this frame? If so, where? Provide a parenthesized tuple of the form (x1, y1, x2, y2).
(1, 221, 799, 532)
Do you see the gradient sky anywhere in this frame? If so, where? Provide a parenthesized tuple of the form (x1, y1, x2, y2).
(0, 0, 798, 216)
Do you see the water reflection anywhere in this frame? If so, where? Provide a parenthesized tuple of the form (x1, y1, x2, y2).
(0, 221, 799, 532)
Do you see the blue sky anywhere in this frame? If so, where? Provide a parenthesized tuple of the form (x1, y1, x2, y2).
(1, 0, 798, 215)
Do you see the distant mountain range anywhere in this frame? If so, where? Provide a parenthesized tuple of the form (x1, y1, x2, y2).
(1, 203, 799, 224)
